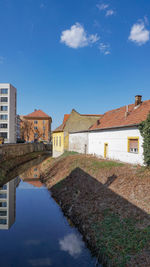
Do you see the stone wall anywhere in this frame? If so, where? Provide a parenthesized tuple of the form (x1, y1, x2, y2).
(0, 143, 49, 161)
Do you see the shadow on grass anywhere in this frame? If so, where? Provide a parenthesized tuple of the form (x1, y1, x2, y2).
(51, 167, 150, 267)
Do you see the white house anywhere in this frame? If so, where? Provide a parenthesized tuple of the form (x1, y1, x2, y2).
(69, 96, 150, 165)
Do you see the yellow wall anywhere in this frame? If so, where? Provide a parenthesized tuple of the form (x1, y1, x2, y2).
(64, 133, 69, 151)
(52, 132, 64, 152)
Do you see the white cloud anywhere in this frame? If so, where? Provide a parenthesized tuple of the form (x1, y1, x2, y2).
(106, 9, 115, 17)
(129, 21, 150, 45)
(59, 233, 83, 258)
(0, 56, 5, 64)
(96, 3, 109, 11)
(60, 23, 99, 49)
(99, 42, 110, 55)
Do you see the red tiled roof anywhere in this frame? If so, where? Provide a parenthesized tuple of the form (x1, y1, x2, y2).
(24, 109, 51, 119)
(90, 100, 150, 131)
(27, 180, 43, 188)
(63, 114, 70, 123)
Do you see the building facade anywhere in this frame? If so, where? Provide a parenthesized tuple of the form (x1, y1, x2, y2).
(0, 83, 17, 143)
(22, 109, 52, 142)
(69, 96, 150, 165)
(53, 110, 102, 157)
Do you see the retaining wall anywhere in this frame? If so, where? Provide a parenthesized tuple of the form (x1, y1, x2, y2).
(0, 143, 51, 161)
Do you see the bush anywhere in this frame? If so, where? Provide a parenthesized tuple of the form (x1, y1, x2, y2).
(139, 113, 150, 166)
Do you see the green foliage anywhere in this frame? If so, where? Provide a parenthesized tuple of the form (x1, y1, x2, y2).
(92, 210, 150, 266)
(139, 113, 150, 166)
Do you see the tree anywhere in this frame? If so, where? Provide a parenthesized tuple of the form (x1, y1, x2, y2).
(139, 112, 150, 166)
(20, 120, 34, 141)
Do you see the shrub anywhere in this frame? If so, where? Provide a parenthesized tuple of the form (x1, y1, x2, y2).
(139, 113, 150, 166)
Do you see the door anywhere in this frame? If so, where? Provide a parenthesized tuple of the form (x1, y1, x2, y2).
(104, 143, 108, 158)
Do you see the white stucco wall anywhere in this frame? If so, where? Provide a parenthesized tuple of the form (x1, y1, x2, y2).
(88, 127, 144, 165)
(69, 132, 89, 154)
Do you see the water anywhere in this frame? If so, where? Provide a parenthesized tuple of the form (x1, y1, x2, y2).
(0, 157, 102, 267)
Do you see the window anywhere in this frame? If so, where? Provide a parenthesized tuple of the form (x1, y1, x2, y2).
(0, 210, 7, 216)
(128, 138, 139, 154)
(0, 132, 7, 139)
(0, 115, 8, 120)
(59, 136, 61, 146)
(0, 124, 7, 128)
(0, 106, 8, 111)
(34, 133, 38, 138)
(54, 137, 55, 146)
(0, 184, 7, 190)
(0, 97, 8, 102)
(43, 120, 45, 125)
(0, 88, 8, 94)
(34, 120, 38, 124)
(43, 133, 45, 138)
(34, 126, 38, 130)
(0, 219, 7, 225)
(0, 202, 7, 207)
(0, 193, 7, 199)
(34, 168, 37, 171)
(56, 136, 58, 146)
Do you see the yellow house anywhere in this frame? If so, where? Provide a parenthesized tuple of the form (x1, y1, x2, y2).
(52, 111, 102, 157)
(52, 114, 70, 157)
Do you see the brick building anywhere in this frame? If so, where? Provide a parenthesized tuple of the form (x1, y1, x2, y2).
(21, 109, 52, 142)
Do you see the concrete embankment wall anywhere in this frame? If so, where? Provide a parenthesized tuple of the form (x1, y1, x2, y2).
(0, 143, 51, 161)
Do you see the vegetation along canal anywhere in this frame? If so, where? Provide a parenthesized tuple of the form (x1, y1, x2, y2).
(0, 156, 102, 267)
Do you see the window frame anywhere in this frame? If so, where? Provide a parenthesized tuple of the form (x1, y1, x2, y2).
(127, 137, 139, 154)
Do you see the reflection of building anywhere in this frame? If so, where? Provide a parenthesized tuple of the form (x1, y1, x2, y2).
(0, 177, 19, 230)
(0, 83, 17, 143)
(20, 163, 43, 188)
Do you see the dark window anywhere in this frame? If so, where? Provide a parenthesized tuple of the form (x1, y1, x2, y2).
(0, 97, 8, 102)
(0, 124, 7, 128)
(0, 132, 7, 138)
(43, 120, 45, 125)
(0, 89, 8, 94)
(34, 120, 38, 124)
(0, 115, 8, 120)
(0, 219, 7, 224)
(0, 210, 7, 216)
(34, 126, 38, 130)
(0, 106, 8, 111)
(0, 184, 7, 190)
(0, 202, 7, 207)
(0, 193, 7, 198)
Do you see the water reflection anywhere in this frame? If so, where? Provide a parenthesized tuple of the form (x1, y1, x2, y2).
(19, 161, 44, 188)
(59, 233, 84, 258)
(0, 177, 20, 230)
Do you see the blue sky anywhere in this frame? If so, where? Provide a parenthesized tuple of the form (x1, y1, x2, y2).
(0, 0, 150, 129)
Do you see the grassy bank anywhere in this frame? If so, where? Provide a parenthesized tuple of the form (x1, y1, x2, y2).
(0, 151, 50, 184)
(41, 152, 150, 267)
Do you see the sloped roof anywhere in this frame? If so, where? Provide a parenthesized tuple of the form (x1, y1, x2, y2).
(63, 114, 70, 123)
(24, 109, 51, 119)
(90, 100, 150, 131)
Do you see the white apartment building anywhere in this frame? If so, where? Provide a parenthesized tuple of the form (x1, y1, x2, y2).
(0, 83, 17, 143)
(0, 179, 16, 230)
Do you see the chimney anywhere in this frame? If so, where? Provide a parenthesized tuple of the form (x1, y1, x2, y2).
(135, 95, 142, 106)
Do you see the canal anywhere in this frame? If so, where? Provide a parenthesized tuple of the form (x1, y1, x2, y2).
(0, 156, 102, 267)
